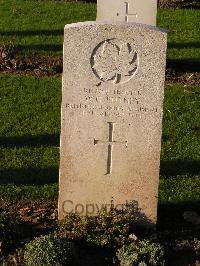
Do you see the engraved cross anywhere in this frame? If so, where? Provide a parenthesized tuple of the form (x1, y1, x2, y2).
(94, 122, 128, 175)
(117, 2, 138, 22)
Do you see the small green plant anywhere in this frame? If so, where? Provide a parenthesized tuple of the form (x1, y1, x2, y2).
(57, 209, 139, 248)
(24, 235, 77, 266)
(57, 202, 151, 249)
(116, 240, 165, 266)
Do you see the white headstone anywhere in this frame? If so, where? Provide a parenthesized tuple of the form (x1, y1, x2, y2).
(97, 0, 157, 26)
(59, 21, 167, 225)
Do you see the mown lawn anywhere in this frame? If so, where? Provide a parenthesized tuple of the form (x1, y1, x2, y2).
(0, 75, 61, 201)
(157, 8, 200, 59)
(0, 0, 96, 56)
(160, 85, 200, 203)
(0, 74, 199, 204)
(0, 0, 199, 59)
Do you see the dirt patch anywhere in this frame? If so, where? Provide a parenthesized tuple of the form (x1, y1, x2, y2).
(166, 59, 200, 86)
(0, 200, 57, 231)
(158, 0, 200, 9)
(166, 69, 200, 86)
(0, 48, 62, 77)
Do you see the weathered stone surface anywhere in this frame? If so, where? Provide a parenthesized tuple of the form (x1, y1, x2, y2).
(97, 0, 157, 26)
(59, 22, 167, 224)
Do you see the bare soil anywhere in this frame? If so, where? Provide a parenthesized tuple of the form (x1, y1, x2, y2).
(158, 0, 200, 9)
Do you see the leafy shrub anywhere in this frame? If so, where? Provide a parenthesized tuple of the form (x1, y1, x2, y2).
(57, 209, 141, 248)
(116, 240, 165, 266)
(0, 211, 23, 244)
(24, 235, 77, 266)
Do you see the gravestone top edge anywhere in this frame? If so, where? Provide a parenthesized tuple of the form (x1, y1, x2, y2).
(64, 21, 167, 34)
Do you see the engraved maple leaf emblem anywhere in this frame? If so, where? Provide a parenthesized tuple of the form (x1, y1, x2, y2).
(91, 40, 138, 84)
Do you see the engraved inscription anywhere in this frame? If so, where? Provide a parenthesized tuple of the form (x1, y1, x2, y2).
(91, 39, 138, 84)
(94, 122, 127, 175)
(65, 87, 159, 118)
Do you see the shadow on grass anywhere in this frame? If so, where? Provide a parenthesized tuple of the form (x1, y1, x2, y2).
(158, 200, 200, 266)
(168, 42, 200, 49)
(167, 0, 200, 9)
(167, 58, 200, 72)
(160, 160, 200, 176)
(15, 44, 63, 53)
(0, 29, 63, 37)
(158, 202, 200, 266)
(157, 200, 200, 232)
(0, 167, 58, 185)
(0, 134, 60, 148)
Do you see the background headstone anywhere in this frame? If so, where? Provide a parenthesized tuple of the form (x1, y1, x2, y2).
(97, 0, 157, 26)
(59, 22, 167, 224)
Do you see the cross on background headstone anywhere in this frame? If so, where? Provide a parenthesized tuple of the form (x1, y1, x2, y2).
(97, 0, 157, 26)
(119, 2, 138, 22)
(94, 122, 128, 175)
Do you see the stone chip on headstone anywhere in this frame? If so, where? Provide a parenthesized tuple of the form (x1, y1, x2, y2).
(97, 0, 157, 26)
(59, 21, 167, 225)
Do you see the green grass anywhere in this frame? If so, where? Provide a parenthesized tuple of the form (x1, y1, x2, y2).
(1, 75, 61, 136)
(159, 85, 200, 203)
(0, 75, 61, 201)
(0, 0, 199, 59)
(0, 0, 96, 56)
(161, 85, 200, 161)
(157, 9, 200, 60)
(0, 74, 200, 203)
